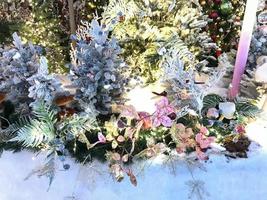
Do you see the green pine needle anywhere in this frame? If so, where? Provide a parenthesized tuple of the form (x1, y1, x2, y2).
(202, 94, 223, 112)
(236, 101, 261, 118)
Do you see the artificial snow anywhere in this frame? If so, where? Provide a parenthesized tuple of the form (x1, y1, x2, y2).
(0, 116, 267, 200)
(125, 82, 164, 114)
(0, 148, 267, 200)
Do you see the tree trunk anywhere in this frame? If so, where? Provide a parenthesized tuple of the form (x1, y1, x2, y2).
(68, 0, 75, 35)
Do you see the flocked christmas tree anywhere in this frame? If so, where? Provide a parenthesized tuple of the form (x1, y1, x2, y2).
(102, 0, 217, 82)
(0, 33, 44, 114)
(69, 17, 131, 115)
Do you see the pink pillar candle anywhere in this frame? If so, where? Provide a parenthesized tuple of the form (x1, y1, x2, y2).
(229, 0, 259, 99)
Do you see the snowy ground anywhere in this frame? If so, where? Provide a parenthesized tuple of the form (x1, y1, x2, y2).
(0, 116, 266, 200)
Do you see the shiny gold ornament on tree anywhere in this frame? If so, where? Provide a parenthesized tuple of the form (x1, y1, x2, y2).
(200, 0, 206, 6)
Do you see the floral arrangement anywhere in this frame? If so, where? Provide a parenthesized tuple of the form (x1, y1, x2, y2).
(0, 1, 263, 190)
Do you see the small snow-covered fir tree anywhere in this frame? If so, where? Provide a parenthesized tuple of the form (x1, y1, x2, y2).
(160, 44, 225, 114)
(0, 33, 62, 113)
(70, 18, 131, 115)
(0, 33, 42, 113)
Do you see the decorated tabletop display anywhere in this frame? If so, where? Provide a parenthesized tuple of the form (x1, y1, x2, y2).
(0, 0, 264, 190)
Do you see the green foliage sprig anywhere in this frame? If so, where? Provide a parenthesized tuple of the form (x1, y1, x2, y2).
(10, 102, 56, 147)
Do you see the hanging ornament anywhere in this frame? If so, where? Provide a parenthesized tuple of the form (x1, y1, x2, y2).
(213, 0, 222, 4)
(258, 10, 267, 24)
(220, 0, 233, 15)
(200, 0, 206, 6)
(209, 11, 219, 19)
(216, 49, 222, 57)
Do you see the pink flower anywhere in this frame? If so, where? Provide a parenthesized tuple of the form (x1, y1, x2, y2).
(153, 97, 175, 127)
(176, 143, 187, 154)
(195, 133, 215, 149)
(98, 132, 106, 143)
(120, 105, 139, 119)
(235, 124, 246, 135)
(174, 125, 196, 154)
(145, 143, 166, 157)
(206, 108, 219, 119)
(196, 146, 208, 160)
(138, 112, 152, 129)
(155, 97, 174, 113)
(153, 115, 173, 127)
(199, 126, 208, 135)
(87, 132, 106, 148)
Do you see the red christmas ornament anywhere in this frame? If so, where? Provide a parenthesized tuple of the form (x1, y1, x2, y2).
(209, 11, 219, 19)
(213, 0, 222, 4)
(216, 49, 222, 57)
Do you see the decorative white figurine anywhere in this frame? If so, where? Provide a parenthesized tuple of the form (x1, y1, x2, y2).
(219, 102, 236, 119)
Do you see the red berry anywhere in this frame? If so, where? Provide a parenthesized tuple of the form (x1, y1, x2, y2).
(209, 11, 219, 19)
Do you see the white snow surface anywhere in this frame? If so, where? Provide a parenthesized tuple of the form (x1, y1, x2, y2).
(0, 116, 267, 200)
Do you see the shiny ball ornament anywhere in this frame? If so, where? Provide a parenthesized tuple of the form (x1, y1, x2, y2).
(213, 0, 222, 4)
(220, 0, 233, 15)
(200, 0, 206, 6)
(216, 49, 222, 58)
(209, 11, 219, 19)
